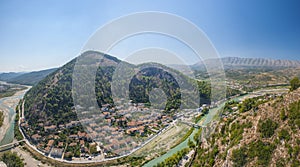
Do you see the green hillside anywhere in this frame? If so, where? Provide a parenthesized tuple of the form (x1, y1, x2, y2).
(0, 68, 57, 85)
(23, 51, 214, 127)
(190, 88, 300, 167)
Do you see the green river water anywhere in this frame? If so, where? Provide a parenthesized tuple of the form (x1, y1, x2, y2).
(144, 103, 225, 167)
(144, 93, 255, 166)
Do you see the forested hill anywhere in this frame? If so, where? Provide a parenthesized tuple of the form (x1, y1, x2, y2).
(0, 72, 24, 81)
(23, 51, 215, 127)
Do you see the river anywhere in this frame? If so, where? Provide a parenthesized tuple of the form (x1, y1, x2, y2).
(143, 90, 273, 166)
(143, 102, 225, 167)
(0, 83, 30, 146)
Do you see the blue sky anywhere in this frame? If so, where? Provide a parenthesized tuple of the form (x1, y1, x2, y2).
(0, 0, 299, 72)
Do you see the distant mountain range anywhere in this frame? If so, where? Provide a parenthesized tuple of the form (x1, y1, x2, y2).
(0, 68, 57, 85)
(1, 57, 299, 86)
(0, 72, 26, 81)
(192, 57, 300, 69)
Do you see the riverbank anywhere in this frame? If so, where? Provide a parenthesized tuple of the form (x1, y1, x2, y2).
(0, 107, 10, 143)
(143, 105, 221, 167)
(0, 81, 27, 99)
(0, 86, 31, 145)
(144, 88, 289, 166)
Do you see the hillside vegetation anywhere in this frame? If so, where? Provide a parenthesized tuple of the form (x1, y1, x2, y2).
(23, 51, 215, 126)
(191, 88, 300, 167)
(20, 51, 224, 162)
(0, 151, 25, 167)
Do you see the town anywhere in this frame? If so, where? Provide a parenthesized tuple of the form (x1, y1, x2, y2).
(20, 98, 205, 161)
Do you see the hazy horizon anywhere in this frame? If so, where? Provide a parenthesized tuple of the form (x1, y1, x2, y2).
(1, 54, 300, 73)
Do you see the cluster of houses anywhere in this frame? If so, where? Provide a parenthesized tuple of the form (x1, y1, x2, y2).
(77, 102, 173, 156)
(21, 118, 97, 160)
(21, 101, 174, 160)
(226, 80, 244, 91)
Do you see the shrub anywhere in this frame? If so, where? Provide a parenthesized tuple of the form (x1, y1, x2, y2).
(290, 77, 300, 91)
(258, 118, 278, 138)
(232, 147, 247, 167)
(278, 129, 290, 141)
(0, 151, 25, 167)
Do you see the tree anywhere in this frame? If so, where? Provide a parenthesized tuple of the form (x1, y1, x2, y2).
(90, 144, 98, 155)
(288, 100, 300, 129)
(202, 108, 209, 115)
(232, 147, 247, 167)
(278, 129, 290, 141)
(280, 109, 287, 121)
(188, 139, 195, 148)
(0, 151, 24, 167)
(276, 158, 286, 167)
(258, 118, 278, 138)
(247, 140, 276, 166)
(290, 77, 300, 91)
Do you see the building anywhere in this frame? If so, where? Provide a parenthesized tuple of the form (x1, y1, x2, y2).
(31, 134, 42, 143)
(47, 140, 54, 147)
(78, 131, 87, 139)
(44, 125, 57, 132)
(58, 142, 64, 148)
(51, 148, 64, 158)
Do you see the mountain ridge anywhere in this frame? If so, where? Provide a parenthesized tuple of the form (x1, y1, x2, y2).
(192, 57, 300, 68)
(0, 68, 57, 85)
(23, 50, 212, 128)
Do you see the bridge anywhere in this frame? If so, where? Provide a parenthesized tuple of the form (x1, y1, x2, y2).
(0, 140, 25, 152)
